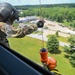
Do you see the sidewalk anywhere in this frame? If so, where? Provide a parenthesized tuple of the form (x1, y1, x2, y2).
(27, 34, 69, 47)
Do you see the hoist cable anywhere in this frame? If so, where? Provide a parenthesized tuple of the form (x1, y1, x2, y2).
(39, 0, 44, 48)
(41, 28, 44, 48)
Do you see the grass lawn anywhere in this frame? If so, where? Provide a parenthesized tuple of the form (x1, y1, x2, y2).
(8, 36, 75, 75)
(62, 21, 71, 27)
(62, 20, 75, 29)
(47, 35, 69, 43)
(58, 36, 69, 43)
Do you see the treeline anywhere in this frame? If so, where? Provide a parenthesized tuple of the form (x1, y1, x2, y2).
(15, 3, 75, 10)
(17, 4, 75, 28)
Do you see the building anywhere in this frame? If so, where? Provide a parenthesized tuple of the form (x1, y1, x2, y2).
(19, 17, 29, 23)
(26, 16, 37, 21)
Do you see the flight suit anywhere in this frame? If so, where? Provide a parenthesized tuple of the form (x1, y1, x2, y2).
(0, 29, 10, 47)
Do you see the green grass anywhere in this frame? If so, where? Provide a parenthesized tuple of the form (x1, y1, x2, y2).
(13, 22, 19, 27)
(48, 46, 75, 75)
(47, 35, 69, 43)
(8, 37, 44, 64)
(8, 36, 75, 75)
(58, 36, 69, 43)
(32, 31, 43, 34)
(63, 21, 71, 27)
(62, 20, 75, 29)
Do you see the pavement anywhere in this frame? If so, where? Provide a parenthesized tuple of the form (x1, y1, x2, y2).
(27, 34, 69, 47)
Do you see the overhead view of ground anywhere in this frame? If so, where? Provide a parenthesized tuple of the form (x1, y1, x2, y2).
(0, 0, 75, 75)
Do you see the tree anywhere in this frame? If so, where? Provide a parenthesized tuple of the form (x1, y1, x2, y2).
(64, 35, 75, 67)
(69, 53, 75, 67)
(46, 35, 59, 53)
(70, 21, 75, 28)
(64, 46, 74, 55)
(66, 11, 73, 22)
(68, 35, 75, 48)
(55, 30, 59, 37)
(56, 14, 64, 22)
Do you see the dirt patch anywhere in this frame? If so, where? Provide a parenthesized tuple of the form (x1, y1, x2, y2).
(43, 20, 70, 37)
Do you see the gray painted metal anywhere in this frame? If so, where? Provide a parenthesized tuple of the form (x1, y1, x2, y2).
(0, 45, 42, 75)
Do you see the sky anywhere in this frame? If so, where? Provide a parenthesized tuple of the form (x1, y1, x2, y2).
(0, 0, 75, 6)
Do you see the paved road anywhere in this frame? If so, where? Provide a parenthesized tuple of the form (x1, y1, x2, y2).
(27, 34, 69, 47)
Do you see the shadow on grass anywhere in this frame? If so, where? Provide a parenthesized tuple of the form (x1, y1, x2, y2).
(72, 64, 75, 68)
(70, 61, 75, 68)
(49, 49, 62, 54)
(64, 54, 75, 68)
(64, 54, 69, 59)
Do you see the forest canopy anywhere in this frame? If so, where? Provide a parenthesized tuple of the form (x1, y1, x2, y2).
(15, 3, 75, 28)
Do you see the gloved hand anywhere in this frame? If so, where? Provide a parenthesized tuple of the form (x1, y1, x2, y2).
(36, 19, 45, 28)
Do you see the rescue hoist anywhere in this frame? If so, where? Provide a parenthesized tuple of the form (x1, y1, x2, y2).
(37, 0, 61, 75)
(36, 18, 61, 75)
